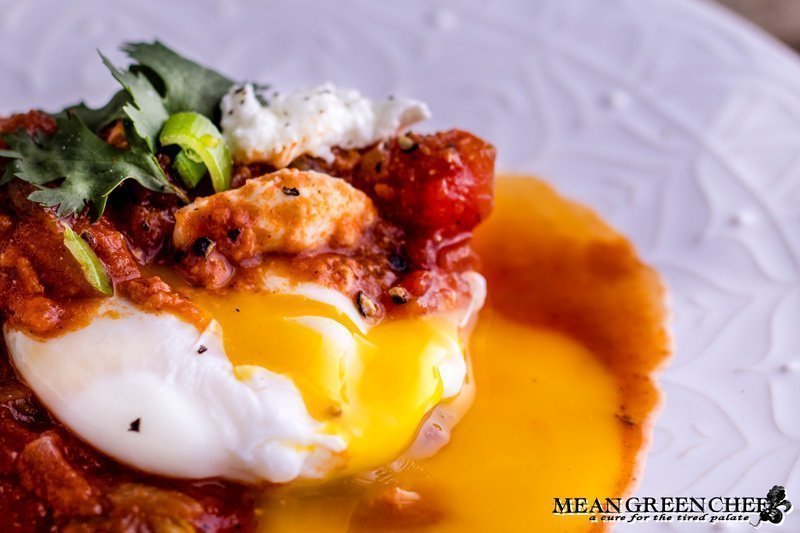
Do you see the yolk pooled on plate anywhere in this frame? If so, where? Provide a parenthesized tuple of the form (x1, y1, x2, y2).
(179, 286, 466, 477)
(256, 315, 622, 533)
(252, 176, 669, 532)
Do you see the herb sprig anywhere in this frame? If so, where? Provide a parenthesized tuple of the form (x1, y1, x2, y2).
(0, 41, 235, 218)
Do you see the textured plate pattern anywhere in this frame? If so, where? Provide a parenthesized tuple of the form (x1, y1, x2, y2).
(1, 0, 798, 530)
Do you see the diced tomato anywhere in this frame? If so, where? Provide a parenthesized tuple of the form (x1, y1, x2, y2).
(352, 130, 495, 235)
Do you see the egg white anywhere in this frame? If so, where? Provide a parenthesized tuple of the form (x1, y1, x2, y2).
(5, 297, 343, 482)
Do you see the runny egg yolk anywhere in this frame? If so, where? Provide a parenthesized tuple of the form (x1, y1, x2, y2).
(182, 287, 465, 477)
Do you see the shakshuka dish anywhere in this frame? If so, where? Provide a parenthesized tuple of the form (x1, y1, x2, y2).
(0, 43, 670, 532)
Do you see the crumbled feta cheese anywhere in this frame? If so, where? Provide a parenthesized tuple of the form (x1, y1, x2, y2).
(220, 83, 430, 167)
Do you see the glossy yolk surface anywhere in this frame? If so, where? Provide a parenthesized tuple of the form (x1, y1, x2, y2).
(178, 287, 463, 477)
(252, 176, 669, 532)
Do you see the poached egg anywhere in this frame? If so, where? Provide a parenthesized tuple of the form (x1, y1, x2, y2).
(5, 273, 485, 483)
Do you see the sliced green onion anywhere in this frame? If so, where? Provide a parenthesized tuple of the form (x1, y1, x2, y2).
(173, 149, 207, 188)
(62, 225, 113, 296)
(159, 112, 232, 192)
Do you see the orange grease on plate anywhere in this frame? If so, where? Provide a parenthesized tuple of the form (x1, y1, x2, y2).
(255, 176, 670, 532)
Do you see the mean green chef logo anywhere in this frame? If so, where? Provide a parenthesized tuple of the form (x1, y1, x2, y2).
(552, 486, 792, 527)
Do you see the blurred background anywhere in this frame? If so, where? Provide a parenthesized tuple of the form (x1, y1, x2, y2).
(716, 0, 800, 49)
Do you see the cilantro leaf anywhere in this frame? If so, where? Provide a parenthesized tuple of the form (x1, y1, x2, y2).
(101, 54, 169, 151)
(60, 89, 130, 132)
(0, 41, 234, 218)
(2, 114, 176, 219)
(122, 41, 234, 118)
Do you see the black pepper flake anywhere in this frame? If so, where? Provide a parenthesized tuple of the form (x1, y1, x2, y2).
(388, 253, 408, 272)
(227, 228, 241, 241)
(356, 291, 379, 318)
(374, 161, 382, 173)
(128, 418, 141, 433)
(235, 307, 241, 313)
(192, 236, 215, 257)
(197, 345, 208, 354)
(282, 186, 300, 197)
(388, 286, 410, 305)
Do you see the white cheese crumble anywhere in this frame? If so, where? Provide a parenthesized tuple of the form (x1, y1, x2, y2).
(220, 83, 430, 167)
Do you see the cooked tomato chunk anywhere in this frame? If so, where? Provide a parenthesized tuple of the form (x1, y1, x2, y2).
(350, 129, 495, 235)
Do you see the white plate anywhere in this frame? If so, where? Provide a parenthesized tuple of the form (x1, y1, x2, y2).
(1, 0, 798, 530)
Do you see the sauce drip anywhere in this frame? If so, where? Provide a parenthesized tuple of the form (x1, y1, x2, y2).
(254, 176, 670, 531)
